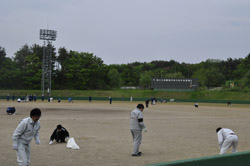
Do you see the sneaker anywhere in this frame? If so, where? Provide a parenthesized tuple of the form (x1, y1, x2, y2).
(131, 152, 142, 157)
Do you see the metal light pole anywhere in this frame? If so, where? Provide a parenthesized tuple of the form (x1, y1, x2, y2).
(39, 29, 57, 97)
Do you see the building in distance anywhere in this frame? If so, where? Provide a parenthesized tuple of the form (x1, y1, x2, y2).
(151, 78, 198, 91)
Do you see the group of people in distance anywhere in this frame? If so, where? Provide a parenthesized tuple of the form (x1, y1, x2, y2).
(11, 104, 238, 165)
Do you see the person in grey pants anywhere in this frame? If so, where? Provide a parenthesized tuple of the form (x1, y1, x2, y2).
(216, 127, 238, 155)
(130, 104, 147, 157)
(12, 108, 41, 166)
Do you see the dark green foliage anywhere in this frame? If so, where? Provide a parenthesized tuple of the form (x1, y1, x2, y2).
(1, 43, 250, 90)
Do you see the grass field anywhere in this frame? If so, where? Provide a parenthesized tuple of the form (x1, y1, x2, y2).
(1, 100, 250, 166)
(0, 89, 250, 101)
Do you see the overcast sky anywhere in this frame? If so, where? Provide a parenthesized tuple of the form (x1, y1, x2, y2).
(1, 0, 250, 65)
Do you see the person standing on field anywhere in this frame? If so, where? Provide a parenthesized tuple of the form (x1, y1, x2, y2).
(12, 108, 41, 166)
(109, 96, 112, 104)
(216, 127, 238, 155)
(130, 104, 147, 157)
(145, 99, 149, 108)
(41, 94, 44, 102)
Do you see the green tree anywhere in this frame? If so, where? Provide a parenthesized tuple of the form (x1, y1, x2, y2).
(120, 65, 140, 86)
(233, 54, 250, 79)
(23, 54, 42, 89)
(192, 67, 206, 87)
(139, 72, 152, 89)
(14, 44, 32, 71)
(165, 72, 184, 78)
(204, 68, 225, 88)
(238, 71, 250, 89)
(0, 46, 6, 66)
(0, 57, 20, 89)
(63, 51, 108, 89)
(108, 68, 120, 88)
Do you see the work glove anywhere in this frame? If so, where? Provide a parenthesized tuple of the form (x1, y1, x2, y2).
(35, 139, 41, 145)
(49, 140, 53, 145)
(144, 128, 147, 132)
(13, 144, 18, 150)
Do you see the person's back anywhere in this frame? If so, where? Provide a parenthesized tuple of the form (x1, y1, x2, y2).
(216, 127, 238, 154)
(218, 128, 234, 139)
(7, 107, 16, 115)
(130, 108, 143, 130)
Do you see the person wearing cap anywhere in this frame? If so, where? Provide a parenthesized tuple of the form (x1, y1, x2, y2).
(130, 104, 147, 157)
(49, 125, 69, 144)
(12, 108, 41, 166)
(216, 127, 238, 154)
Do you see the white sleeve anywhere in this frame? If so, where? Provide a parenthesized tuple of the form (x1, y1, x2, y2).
(34, 123, 41, 142)
(217, 131, 224, 147)
(12, 121, 26, 145)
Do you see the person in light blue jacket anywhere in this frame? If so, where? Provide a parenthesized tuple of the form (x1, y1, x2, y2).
(12, 108, 41, 166)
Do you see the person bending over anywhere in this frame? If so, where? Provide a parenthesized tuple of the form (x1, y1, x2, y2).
(49, 124, 69, 144)
(216, 127, 238, 154)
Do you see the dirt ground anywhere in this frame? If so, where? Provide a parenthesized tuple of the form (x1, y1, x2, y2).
(1, 100, 250, 166)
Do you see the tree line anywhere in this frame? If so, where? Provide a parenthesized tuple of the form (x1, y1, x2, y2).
(0, 44, 250, 91)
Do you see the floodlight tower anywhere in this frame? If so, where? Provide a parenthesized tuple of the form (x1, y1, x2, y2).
(39, 29, 57, 97)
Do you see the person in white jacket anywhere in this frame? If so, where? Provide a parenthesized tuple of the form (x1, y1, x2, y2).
(216, 127, 238, 155)
(12, 108, 41, 166)
(130, 104, 147, 157)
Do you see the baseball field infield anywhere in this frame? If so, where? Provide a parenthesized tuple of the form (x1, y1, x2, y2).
(1, 100, 250, 166)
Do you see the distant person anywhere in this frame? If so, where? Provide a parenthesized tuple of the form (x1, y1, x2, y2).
(130, 104, 147, 157)
(49, 125, 69, 144)
(34, 94, 36, 102)
(227, 101, 232, 106)
(41, 94, 44, 102)
(130, 96, 133, 102)
(194, 102, 198, 108)
(151, 97, 156, 105)
(12, 94, 15, 101)
(26, 95, 29, 102)
(153, 98, 156, 105)
(12, 108, 41, 166)
(58, 99, 61, 103)
(216, 127, 238, 155)
(109, 97, 112, 104)
(89, 96, 92, 102)
(7, 107, 16, 115)
(7, 94, 10, 101)
(145, 99, 149, 108)
(68, 97, 73, 103)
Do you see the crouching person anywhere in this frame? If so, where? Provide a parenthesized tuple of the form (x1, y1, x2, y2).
(216, 127, 238, 154)
(49, 124, 69, 144)
(7, 107, 16, 115)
